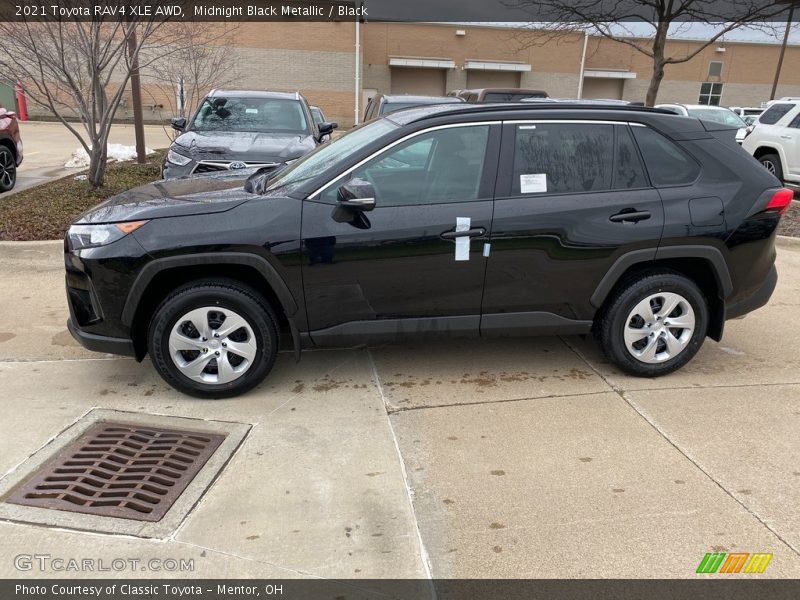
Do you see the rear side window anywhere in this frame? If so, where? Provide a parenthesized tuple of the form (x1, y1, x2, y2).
(631, 127, 700, 187)
(510, 123, 647, 195)
(759, 103, 795, 125)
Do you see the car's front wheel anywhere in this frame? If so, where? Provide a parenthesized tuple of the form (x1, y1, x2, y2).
(0, 146, 16, 192)
(148, 280, 279, 398)
(596, 271, 708, 377)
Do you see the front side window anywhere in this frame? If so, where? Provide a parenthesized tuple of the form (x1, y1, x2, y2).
(322, 125, 490, 206)
(632, 127, 700, 187)
(192, 97, 309, 133)
(698, 82, 723, 106)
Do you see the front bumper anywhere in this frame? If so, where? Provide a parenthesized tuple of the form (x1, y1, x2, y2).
(67, 318, 136, 357)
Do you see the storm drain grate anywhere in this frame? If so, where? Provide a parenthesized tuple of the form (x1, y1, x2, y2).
(5, 421, 226, 522)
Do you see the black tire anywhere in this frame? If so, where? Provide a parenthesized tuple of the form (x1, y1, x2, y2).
(759, 153, 784, 182)
(148, 279, 279, 399)
(596, 271, 708, 378)
(0, 146, 16, 192)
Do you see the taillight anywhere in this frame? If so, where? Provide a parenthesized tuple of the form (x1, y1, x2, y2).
(766, 188, 794, 216)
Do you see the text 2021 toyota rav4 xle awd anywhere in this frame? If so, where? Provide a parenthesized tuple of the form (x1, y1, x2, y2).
(65, 104, 792, 398)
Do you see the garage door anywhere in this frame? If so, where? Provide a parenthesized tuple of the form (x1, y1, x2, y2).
(582, 78, 624, 100)
(390, 68, 446, 96)
(466, 71, 521, 89)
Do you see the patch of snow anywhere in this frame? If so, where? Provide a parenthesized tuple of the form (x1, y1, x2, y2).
(65, 144, 155, 169)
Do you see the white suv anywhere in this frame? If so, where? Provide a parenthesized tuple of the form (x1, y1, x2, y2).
(742, 101, 800, 185)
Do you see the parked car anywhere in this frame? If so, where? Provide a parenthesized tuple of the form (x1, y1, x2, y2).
(163, 90, 335, 179)
(0, 103, 23, 193)
(742, 100, 800, 185)
(363, 94, 463, 121)
(656, 103, 748, 144)
(729, 106, 764, 120)
(452, 88, 549, 102)
(65, 103, 790, 398)
(310, 105, 338, 141)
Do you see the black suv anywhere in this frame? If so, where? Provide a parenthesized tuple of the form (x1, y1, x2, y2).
(65, 104, 790, 398)
(163, 90, 335, 179)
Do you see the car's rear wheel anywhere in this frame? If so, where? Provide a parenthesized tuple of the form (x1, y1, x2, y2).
(759, 153, 784, 182)
(596, 271, 708, 377)
(0, 146, 16, 192)
(148, 280, 278, 398)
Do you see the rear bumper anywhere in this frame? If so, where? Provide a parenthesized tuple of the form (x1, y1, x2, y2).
(67, 318, 136, 357)
(726, 264, 778, 320)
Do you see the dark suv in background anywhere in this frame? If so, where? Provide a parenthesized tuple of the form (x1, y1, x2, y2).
(363, 94, 464, 120)
(0, 103, 22, 193)
(163, 90, 335, 179)
(66, 103, 789, 398)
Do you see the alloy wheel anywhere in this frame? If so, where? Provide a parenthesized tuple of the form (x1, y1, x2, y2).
(762, 159, 777, 175)
(168, 306, 258, 385)
(623, 292, 696, 364)
(0, 149, 15, 189)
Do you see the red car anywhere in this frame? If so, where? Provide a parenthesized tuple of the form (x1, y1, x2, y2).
(0, 104, 23, 192)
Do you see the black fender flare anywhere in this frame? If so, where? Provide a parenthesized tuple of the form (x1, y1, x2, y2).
(121, 252, 299, 328)
(590, 245, 733, 309)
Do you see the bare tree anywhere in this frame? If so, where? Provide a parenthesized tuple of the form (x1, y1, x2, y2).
(507, 0, 795, 105)
(142, 22, 242, 141)
(0, 17, 171, 187)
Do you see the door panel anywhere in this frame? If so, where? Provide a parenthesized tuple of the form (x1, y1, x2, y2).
(481, 122, 665, 324)
(302, 124, 501, 342)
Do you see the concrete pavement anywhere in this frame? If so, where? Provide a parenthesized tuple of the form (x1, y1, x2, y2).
(0, 240, 799, 580)
(10, 121, 173, 194)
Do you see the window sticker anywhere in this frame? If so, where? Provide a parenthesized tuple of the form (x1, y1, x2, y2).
(520, 173, 547, 194)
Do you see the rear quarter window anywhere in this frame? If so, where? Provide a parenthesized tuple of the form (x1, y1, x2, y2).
(759, 103, 795, 125)
(631, 127, 700, 187)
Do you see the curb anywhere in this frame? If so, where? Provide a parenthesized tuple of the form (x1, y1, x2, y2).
(777, 235, 800, 249)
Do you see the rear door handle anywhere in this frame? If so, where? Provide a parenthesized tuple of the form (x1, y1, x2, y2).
(441, 227, 486, 240)
(609, 210, 651, 223)
(780, 135, 792, 140)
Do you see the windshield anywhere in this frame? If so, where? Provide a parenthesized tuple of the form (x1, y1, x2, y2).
(688, 108, 746, 128)
(191, 97, 309, 133)
(264, 118, 398, 194)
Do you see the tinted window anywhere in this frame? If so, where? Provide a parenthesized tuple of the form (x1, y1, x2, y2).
(323, 125, 490, 206)
(632, 127, 700, 187)
(192, 97, 308, 133)
(789, 114, 800, 129)
(614, 126, 648, 189)
(511, 123, 614, 195)
(759, 103, 795, 125)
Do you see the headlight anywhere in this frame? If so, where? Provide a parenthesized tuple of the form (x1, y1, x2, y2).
(67, 221, 148, 251)
(167, 148, 192, 166)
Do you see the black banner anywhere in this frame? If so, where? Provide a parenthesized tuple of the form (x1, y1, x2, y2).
(0, 0, 798, 23)
(4, 580, 800, 600)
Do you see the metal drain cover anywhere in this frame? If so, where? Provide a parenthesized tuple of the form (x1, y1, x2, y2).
(5, 421, 225, 522)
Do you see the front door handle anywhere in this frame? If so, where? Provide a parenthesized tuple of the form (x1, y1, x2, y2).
(609, 210, 651, 223)
(780, 135, 792, 140)
(441, 227, 486, 240)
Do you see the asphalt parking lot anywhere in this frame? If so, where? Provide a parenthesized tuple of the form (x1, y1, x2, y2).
(0, 239, 799, 581)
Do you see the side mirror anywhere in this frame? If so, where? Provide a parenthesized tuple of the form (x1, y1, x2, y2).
(337, 178, 375, 211)
(171, 117, 187, 132)
(317, 121, 337, 141)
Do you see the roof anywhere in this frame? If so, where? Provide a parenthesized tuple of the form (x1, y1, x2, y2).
(206, 90, 301, 100)
(382, 95, 464, 104)
(387, 102, 672, 125)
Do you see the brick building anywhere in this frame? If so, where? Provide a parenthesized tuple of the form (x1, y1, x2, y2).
(25, 21, 800, 129)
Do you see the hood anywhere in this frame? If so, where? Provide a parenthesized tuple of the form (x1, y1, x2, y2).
(76, 171, 255, 224)
(173, 130, 316, 162)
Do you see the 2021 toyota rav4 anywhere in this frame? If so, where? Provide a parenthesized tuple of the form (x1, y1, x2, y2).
(65, 103, 791, 398)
